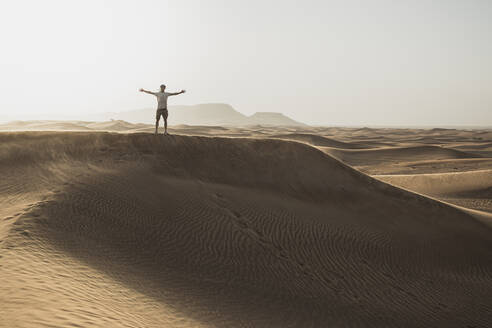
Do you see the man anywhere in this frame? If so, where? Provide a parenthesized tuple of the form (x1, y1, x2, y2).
(139, 84, 186, 135)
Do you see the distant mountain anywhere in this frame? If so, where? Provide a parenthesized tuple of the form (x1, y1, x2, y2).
(98, 103, 306, 127)
(170, 104, 250, 126)
(248, 112, 307, 126)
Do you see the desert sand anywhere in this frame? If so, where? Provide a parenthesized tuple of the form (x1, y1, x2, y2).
(1, 122, 492, 327)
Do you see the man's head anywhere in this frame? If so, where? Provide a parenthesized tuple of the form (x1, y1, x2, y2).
(160, 84, 166, 92)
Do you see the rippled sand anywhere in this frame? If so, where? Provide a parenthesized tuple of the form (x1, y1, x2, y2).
(1, 127, 491, 327)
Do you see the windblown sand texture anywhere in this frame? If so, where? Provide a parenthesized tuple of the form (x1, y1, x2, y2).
(1, 124, 491, 327)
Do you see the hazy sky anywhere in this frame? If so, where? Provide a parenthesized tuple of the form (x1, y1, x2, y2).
(0, 0, 491, 126)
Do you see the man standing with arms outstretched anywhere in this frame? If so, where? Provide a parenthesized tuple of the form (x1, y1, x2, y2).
(139, 84, 186, 135)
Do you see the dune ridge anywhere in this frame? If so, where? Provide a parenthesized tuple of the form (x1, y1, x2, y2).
(1, 132, 492, 327)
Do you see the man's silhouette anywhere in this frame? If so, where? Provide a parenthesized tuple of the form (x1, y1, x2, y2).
(139, 84, 185, 135)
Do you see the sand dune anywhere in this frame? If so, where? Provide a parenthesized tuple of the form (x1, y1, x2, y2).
(0, 120, 94, 131)
(270, 133, 366, 149)
(319, 141, 492, 214)
(363, 157, 492, 175)
(1, 132, 492, 327)
(323, 145, 481, 167)
(449, 142, 492, 158)
(85, 120, 149, 131)
(376, 170, 492, 213)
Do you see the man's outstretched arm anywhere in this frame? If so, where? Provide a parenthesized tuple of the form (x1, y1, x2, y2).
(168, 90, 186, 96)
(139, 88, 156, 95)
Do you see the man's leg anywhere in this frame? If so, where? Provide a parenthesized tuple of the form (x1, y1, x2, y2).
(155, 117, 160, 135)
(164, 110, 169, 135)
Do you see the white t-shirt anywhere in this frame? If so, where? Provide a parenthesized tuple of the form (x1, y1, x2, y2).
(154, 92, 171, 109)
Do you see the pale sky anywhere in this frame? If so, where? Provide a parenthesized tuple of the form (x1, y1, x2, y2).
(0, 0, 491, 126)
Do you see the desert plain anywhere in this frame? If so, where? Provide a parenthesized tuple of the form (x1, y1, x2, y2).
(1, 121, 491, 327)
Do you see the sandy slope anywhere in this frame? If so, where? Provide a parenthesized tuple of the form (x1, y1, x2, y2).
(323, 145, 481, 167)
(321, 144, 492, 213)
(1, 132, 492, 327)
(353, 158, 492, 175)
(270, 133, 366, 149)
(376, 170, 492, 213)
